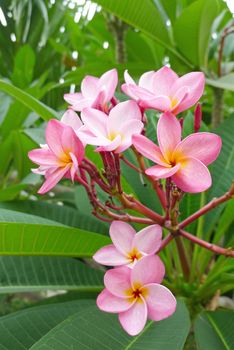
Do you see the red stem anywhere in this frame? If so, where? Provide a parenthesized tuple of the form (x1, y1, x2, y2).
(179, 182, 234, 229)
(157, 233, 174, 252)
(179, 229, 234, 257)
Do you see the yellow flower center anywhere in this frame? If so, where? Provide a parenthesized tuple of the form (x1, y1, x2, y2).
(127, 248, 142, 263)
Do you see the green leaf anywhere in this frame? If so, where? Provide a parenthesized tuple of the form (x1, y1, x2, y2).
(30, 300, 190, 350)
(11, 45, 36, 88)
(174, 0, 220, 67)
(194, 310, 234, 350)
(204, 115, 234, 234)
(207, 74, 234, 91)
(0, 300, 94, 350)
(90, 0, 169, 47)
(0, 256, 103, 293)
(0, 184, 28, 201)
(0, 79, 56, 121)
(0, 200, 109, 234)
(0, 209, 110, 257)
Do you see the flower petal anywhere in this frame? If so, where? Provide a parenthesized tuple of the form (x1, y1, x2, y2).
(81, 75, 99, 99)
(61, 109, 83, 130)
(45, 119, 65, 157)
(145, 163, 180, 179)
(152, 66, 178, 95)
(119, 297, 147, 336)
(131, 255, 165, 288)
(171, 72, 205, 114)
(114, 120, 144, 154)
(81, 108, 108, 138)
(38, 165, 70, 194)
(139, 95, 172, 111)
(64, 92, 84, 106)
(174, 132, 222, 166)
(143, 283, 176, 321)
(109, 221, 136, 255)
(157, 112, 181, 162)
(97, 289, 134, 313)
(172, 157, 212, 193)
(124, 70, 136, 85)
(108, 100, 142, 134)
(61, 126, 84, 163)
(171, 86, 189, 113)
(98, 68, 118, 102)
(104, 266, 131, 298)
(132, 134, 167, 166)
(139, 71, 155, 91)
(133, 225, 162, 255)
(28, 149, 59, 166)
(93, 245, 129, 266)
(95, 135, 122, 152)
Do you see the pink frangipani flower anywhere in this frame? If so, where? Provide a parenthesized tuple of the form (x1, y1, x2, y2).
(93, 221, 162, 267)
(80, 101, 144, 153)
(64, 69, 118, 112)
(122, 66, 205, 114)
(133, 112, 222, 193)
(97, 255, 176, 336)
(28, 119, 84, 194)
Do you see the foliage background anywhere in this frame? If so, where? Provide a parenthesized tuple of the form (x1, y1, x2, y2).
(0, 0, 233, 349)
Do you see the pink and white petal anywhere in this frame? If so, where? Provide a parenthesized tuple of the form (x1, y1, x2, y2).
(152, 66, 178, 96)
(143, 283, 176, 321)
(145, 163, 180, 179)
(64, 92, 84, 105)
(108, 101, 142, 134)
(81, 108, 108, 138)
(119, 297, 147, 336)
(93, 244, 129, 266)
(104, 266, 132, 298)
(28, 148, 59, 166)
(71, 98, 94, 112)
(138, 71, 155, 91)
(69, 152, 79, 182)
(157, 112, 181, 162)
(171, 72, 205, 114)
(45, 119, 65, 157)
(114, 120, 144, 154)
(81, 75, 99, 99)
(172, 157, 212, 193)
(109, 221, 136, 255)
(133, 225, 162, 255)
(173, 132, 222, 166)
(124, 70, 136, 85)
(139, 95, 172, 111)
(170, 86, 189, 114)
(132, 134, 168, 166)
(61, 109, 83, 130)
(98, 68, 118, 102)
(97, 289, 134, 313)
(61, 126, 84, 163)
(131, 255, 165, 288)
(37, 165, 70, 194)
(122, 84, 155, 101)
(96, 135, 122, 152)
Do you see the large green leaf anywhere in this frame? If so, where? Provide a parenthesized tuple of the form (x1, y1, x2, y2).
(11, 45, 36, 88)
(204, 115, 234, 234)
(0, 256, 103, 293)
(174, 0, 220, 67)
(194, 310, 234, 350)
(0, 300, 94, 350)
(0, 79, 56, 121)
(0, 200, 109, 234)
(30, 300, 190, 350)
(0, 209, 110, 257)
(207, 74, 234, 91)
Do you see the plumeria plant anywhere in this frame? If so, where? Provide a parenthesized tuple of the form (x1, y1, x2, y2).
(29, 66, 234, 337)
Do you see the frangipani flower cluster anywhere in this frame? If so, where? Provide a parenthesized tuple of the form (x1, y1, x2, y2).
(94, 222, 176, 336)
(28, 66, 226, 336)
